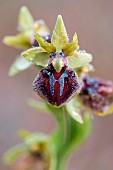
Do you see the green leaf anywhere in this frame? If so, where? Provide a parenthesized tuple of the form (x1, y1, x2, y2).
(68, 50, 93, 69)
(28, 99, 51, 114)
(62, 33, 79, 55)
(3, 144, 29, 165)
(22, 47, 50, 66)
(51, 15, 69, 52)
(3, 34, 31, 49)
(8, 55, 32, 76)
(35, 34, 56, 53)
(66, 113, 92, 153)
(18, 6, 34, 32)
(66, 98, 83, 124)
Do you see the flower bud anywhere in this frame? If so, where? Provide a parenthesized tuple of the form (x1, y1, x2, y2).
(80, 77, 113, 115)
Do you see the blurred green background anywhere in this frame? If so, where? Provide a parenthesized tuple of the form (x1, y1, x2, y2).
(0, 0, 113, 170)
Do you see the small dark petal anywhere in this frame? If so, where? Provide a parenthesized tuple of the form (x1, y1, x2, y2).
(33, 67, 81, 107)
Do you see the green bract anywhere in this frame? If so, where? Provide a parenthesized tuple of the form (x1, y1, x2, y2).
(66, 97, 83, 124)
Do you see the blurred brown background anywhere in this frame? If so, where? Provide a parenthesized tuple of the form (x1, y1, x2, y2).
(0, 0, 113, 170)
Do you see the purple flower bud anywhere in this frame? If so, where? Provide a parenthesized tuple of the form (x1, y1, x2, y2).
(80, 77, 113, 113)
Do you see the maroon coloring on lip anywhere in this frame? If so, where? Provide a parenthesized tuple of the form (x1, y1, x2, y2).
(33, 66, 81, 107)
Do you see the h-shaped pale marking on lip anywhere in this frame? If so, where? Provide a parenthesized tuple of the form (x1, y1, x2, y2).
(49, 71, 69, 96)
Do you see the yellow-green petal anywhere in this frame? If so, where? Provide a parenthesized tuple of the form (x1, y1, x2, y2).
(63, 33, 79, 55)
(35, 34, 56, 53)
(51, 15, 69, 52)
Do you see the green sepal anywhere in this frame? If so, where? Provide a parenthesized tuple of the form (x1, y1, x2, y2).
(18, 6, 34, 32)
(3, 144, 29, 165)
(35, 34, 56, 53)
(8, 55, 32, 76)
(66, 97, 83, 124)
(67, 50, 93, 69)
(62, 33, 79, 55)
(3, 34, 31, 49)
(51, 15, 69, 52)
(22, 47, 50, 66)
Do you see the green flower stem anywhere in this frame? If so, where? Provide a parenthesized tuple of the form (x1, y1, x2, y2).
(48, 105, 92, 170)
(50, 106, 68, 170)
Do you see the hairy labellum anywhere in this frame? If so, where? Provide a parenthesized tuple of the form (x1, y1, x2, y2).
(80, 77, 113, 112)
(33, 52, 81, 107)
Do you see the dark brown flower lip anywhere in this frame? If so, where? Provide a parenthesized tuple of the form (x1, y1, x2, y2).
(33, 66, 81, 107)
